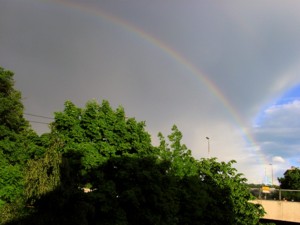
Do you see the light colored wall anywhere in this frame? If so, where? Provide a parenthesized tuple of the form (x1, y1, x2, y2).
(251, 200, 300, 223)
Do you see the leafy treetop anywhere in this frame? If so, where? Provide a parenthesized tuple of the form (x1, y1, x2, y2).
(51, 100, 155, 181)
(278, 167, 300, 190)
(0, 67, 41, 210)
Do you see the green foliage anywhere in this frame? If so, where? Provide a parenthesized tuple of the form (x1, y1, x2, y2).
(158, 125, 198, 177)
(89, 157, 179, 225)
(24, 140, 62, 204)
(0, 198, 29, 225)
(278, 167, 300, 201)
(51, 100, 154, 181)
(4, 157, 210, 225)
(0, 68, 265, 224)
(278, 167, 300, 190)
(0, 67, 42, 213)
(0, 163, 23, 207)
(197, 158, 264, 225)
(5, 155, 264, 225)
(158, 126, 264, 224)
(0, 68, 28, 135)
(176, 176, 210, 225)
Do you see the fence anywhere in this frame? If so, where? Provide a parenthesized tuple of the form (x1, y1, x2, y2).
(250, 188, 300, 202)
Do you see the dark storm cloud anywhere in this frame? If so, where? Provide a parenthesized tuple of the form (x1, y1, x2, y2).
(93, 0, 300, 118)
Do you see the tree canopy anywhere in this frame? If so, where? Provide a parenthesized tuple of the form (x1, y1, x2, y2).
(50, 99, 155, 187)
(0, 67, 265, 225)
(0, 68, 28, 135)
(0, 68, 42, 210)
(278, 167, 300, 190)
(277, 167, 300, 202)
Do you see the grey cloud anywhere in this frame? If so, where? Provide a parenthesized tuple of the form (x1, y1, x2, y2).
(2, 0, 300, 183)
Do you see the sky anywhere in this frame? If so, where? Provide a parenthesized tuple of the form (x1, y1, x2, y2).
(1, 0, 300, 184)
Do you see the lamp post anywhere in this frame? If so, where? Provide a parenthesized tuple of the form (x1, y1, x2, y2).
(206, 137, 210, 157)
(269, 163, 273, 186)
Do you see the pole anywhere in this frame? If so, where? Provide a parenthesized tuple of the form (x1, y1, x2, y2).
(206, 137, 210, 157)
(269, 163, 273, 186)
(264, 166, 267, 185)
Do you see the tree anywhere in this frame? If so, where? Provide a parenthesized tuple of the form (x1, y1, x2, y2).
(87, 156, 179, 225)
(24, 139, 62, 205)
(0, 67, 45, 224)
(50, 100, 156, 187)
(278, 167, 300, 190)
(0, 69, 265, 225)
(0, 68, 28, 136)
(176, 176, 210, 225)
(158, 126, 264, 225)
(197, 158, 264, 225)
(0, 67, 40, 210)
(278, 167, 300, 201)
(157, 125, 198, 177)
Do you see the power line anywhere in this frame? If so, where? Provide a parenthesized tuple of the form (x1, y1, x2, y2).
(24, 112, 54, 125)
(24, 113, 54, 120)
(28, 120, 50, 125)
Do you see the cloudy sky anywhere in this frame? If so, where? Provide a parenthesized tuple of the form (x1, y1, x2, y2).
(1, 0, 300, 184)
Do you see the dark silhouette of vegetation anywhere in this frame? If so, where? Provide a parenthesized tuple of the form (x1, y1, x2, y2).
(278, 167, 300, 190)
(3, 155, 263, 225)
(278, 167, 300, 201)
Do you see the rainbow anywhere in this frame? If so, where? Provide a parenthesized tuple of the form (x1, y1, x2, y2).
(46, 0, 266, 165)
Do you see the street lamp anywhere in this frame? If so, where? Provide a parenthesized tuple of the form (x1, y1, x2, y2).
(269, 163, 273, 186)
(206, 137, 210, 157)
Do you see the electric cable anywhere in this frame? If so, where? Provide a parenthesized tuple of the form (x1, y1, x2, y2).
(24, 113, 54, 119)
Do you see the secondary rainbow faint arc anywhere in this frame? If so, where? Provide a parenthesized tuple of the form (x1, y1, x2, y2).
(49, 0, 264, 163)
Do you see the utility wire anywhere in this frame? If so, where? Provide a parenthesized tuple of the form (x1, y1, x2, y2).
(24, 113, 54, 125)
(28, 120, 50, 125)
(24, 113, 54, 120)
